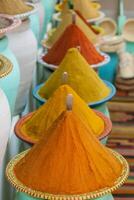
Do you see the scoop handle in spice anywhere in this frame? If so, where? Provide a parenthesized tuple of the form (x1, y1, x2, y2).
(66, 94, 73, 111)
(62, 72, 68, 84)
(72, 13, 76, 24)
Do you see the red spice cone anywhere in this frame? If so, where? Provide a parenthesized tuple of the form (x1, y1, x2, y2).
(43, 24, 104, 66)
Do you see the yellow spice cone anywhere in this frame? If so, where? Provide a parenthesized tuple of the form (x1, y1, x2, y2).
(60, 0, 69, 17)
(0, 0, 33, 15)
(74, 0, 100, 19)
(22, 85, 104, 142)
(39, 48, 110, 104)
(58, 0, 100, 19)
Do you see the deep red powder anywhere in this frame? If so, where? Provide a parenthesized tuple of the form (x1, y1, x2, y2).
(43, 24, 104, 66)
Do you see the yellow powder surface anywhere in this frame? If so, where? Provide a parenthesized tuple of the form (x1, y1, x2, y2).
(44, 10, 98, 48)
(22, 85, 104, 142)
(15, 111, 122, 194)
(39, 48, 110, 103)
(73, 0, 100, 20)
(60, 0, 68, 17)
(59, 0, 100, 20)
(0, 0, 33, 15)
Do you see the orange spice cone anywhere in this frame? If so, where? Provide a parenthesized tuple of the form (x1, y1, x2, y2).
(6, 101, 128, 199)
(14, 85, 112, 144)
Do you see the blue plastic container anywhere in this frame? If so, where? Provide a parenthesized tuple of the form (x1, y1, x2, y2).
(40, 0, 56, 41)
(0, 36, 20, 115)
(15, 192, 114, 200)
(29, 13, 40, 42)
(33, 81, 116, 105)
(126, 42, 134, 53)
(15, 192, 40, 200)
(33, 81, 115, 120)
(41, 65, 53, 82)
(93, 103, 110, 117)
(99, 53, 119, 84)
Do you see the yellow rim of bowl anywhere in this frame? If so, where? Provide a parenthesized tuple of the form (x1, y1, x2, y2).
(6, 149, 129, 200)
(0, 55, 13, 78)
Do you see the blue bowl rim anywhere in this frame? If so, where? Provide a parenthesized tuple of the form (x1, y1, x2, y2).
(33, 80, 116, 107)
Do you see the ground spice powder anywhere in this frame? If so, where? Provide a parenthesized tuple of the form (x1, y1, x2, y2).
(14, 110, 122, 194)
(21, 85, 104, 142)
(0, 0, 33, 15)
(39, 48, 110, 103)
(44, 11, 98, 48)
(43, 24, 104, 66)
(60, 0, 100, 20)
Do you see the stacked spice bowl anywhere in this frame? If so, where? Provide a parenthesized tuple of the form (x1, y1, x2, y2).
(36, 0, 117, 116)
(5, 1, 129, 200)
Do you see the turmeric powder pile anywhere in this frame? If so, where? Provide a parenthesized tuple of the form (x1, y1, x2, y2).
(39, 48, 110, 103)
(59, 0, 100, 20)
(43, 24, 104, 66)
(75, 10, 99, 34)
(0, 0, 33, 15)
(20, 85, 105, 143)
(43, 10, 98, 48)
(14, 110, 123, 195)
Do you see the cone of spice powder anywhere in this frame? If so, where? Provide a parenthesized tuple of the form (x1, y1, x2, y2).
(15, 84, 112, 144)
(58, 0, 101, 20)
(39, 48, 111, 103)
(56, 0, 102, 35)
(43, 10, 99, 48)
(56, 7, 104, 36)
(42, 24, 104, 66)
(0, 0, 34, 16)
(6, 96, 128, 199)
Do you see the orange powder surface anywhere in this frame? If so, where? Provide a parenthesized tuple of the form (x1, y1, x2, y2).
(22, 85, 104, 142)
(14, 111, 122, 195)
(43, 10, 98, 48)
(43, 24, 104, 66)
(39, 48, 110, 103)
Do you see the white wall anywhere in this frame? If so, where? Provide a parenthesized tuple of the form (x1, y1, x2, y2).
(99, 0, 134, 19)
